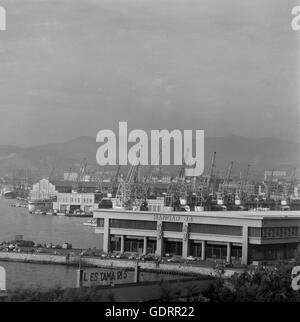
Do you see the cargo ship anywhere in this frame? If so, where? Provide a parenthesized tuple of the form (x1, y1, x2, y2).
(2, 189, 16, 199)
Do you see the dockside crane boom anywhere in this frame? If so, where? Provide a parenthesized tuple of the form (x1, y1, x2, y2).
(240, 164, 251, 195)
(206, 151, 216, 193)
(112, 165, 121, 197)
(115, 161, 140, 209)
(72, 158, 88, 193)
(49, 167, 55, 182)
(222, 161, 233, 194)
(266, 168, 274, 200)
(284, 167, 297, 198)
(290, 167, 296, 193)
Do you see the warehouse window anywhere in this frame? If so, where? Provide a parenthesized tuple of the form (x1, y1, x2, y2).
(189, 224, 242, 236)
(248, 227, 261, 237)
(164, 222, 183, 232)
(261, 227, 298, 238)
(110, 219, 157, 230)
(97, 218, 104, 227)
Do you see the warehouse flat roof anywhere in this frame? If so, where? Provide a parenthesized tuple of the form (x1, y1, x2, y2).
(94, 209, 300, 221)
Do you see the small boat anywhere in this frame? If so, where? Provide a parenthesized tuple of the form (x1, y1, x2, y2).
(83, 219, 97, 227)
(56, 212, 66, 216)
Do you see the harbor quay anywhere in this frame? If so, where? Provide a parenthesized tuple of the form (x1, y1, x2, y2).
(0, 251, 238, 279)
(94, 209, 300, 265)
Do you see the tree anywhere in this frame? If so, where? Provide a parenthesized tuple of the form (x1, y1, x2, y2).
(204, 264, 300, 302)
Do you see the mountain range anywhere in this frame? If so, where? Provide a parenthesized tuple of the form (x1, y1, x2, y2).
(0, 136, 299, 180)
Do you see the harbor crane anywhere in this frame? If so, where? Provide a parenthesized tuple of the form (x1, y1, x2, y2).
(206, 151, 216, 194)
(235, 164, 250, 207)
(289, 167, 297, 195)
(72, 159, 88, 193)
(241, 164, 251, 194)
(165, 149, 191, 210)
(281, 167, 297, 207)
(222, 161, 233, 193)
(165, 161, 187, 210)
(194, 151, 216, 208)
(111, 165, 121, 197)
(265, 168, 275, 201)
(217, 161, 233, 207)
(115, 162, 140, 209)
(48, 167, 55, 182)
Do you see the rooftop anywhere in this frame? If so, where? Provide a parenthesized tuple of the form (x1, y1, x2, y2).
(94, 209, 300, 221)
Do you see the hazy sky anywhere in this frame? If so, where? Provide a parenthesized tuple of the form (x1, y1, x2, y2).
(0, 0, 299, 146)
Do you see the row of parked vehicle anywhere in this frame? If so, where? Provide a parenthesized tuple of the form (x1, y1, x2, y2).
(84, 251, 199, 263)
(0, 240, 73, 254)
(81, 251, 160, 261)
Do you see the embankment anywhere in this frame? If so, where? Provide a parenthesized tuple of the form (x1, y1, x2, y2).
(0, 252, 239, 277)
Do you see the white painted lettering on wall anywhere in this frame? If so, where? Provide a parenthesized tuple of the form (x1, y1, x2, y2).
(77, 268, 130, 287)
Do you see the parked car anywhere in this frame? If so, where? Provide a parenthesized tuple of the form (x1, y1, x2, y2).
(62, 243, 72, 249)
(80, 249, 95, 257)
(115, 253, 128, 259)
(167, 256, 184, 263)
(186, 256, 197, 261)
(141, 254, 158, 261)
(128, 253, 139, 260)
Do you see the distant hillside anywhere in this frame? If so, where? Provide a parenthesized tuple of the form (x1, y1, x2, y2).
(0, 136, 299, 180)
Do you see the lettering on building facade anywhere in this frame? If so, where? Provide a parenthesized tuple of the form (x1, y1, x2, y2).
(153, 214, 193, 222)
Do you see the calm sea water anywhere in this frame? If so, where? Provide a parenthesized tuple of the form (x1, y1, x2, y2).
(0, 198, 178, 290)
(0, 261, 78, 290)
(0, 198, 101, 248)
(0, 198, 99, 290)
(0, 261, 182, 290)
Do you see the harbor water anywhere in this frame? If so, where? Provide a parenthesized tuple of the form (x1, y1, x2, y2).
(0, 261, 184, 290)
(0, 198, 184, 290)
(0, 198, 102, 249)
(0, 198, 99, 289)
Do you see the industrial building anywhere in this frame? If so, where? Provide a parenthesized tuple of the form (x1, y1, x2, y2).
(29, 179, 58, 200)
(53, 192, 96, 213)
(93, 209, 300, 265)
(29, 178, 104, 198)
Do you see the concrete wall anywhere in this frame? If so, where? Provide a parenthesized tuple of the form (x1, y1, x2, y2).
(97, 278, 213, 302)
(0, 252, 67, 264)
(0, 253, 239, 278)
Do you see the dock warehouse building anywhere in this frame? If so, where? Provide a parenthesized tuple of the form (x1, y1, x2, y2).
(93, 210, 300, 264)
